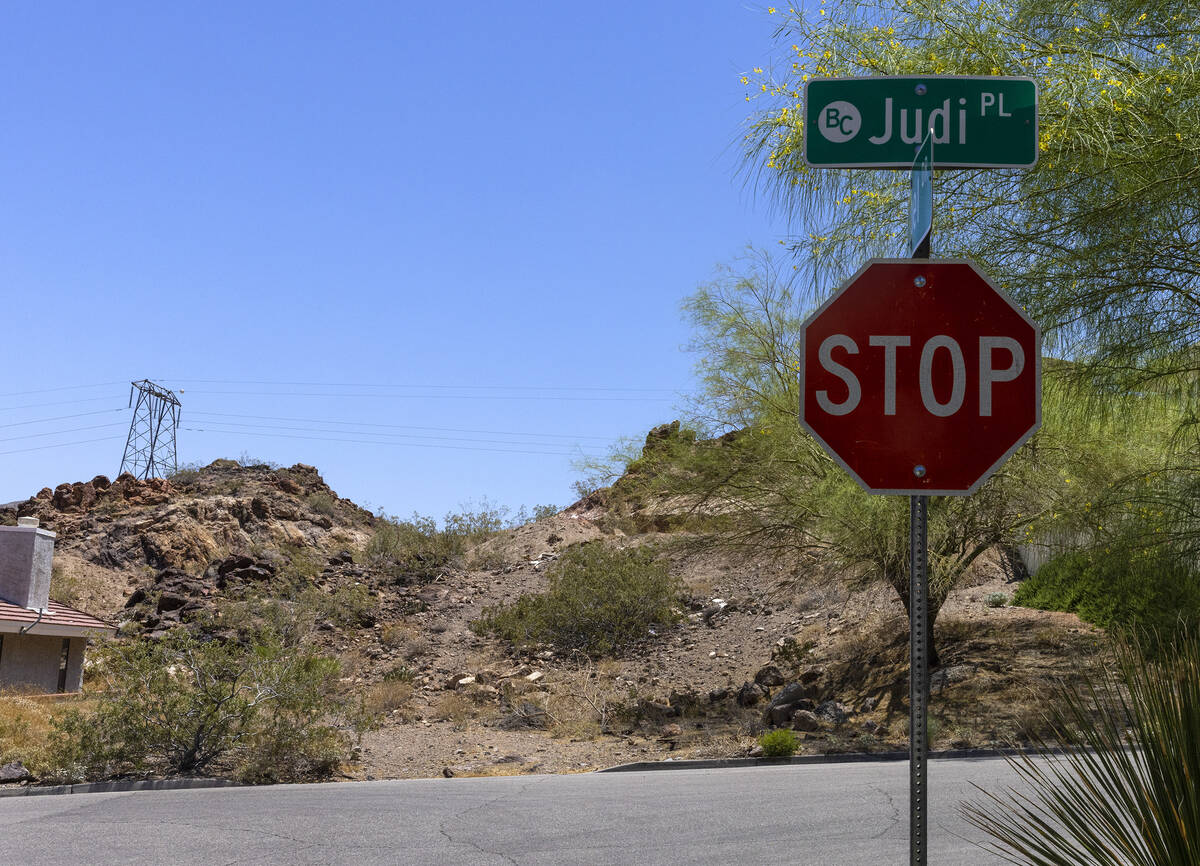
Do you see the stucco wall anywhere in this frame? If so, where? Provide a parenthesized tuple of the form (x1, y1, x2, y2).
(0, 633, 83, 693)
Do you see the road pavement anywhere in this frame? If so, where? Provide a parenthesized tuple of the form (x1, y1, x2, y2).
(4, 757, 1025, 864)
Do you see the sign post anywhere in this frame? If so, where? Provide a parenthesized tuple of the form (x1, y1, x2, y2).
(800, 74, 1040, 865)
(908, 133, 932, 865)
(910, 131, 932, 258)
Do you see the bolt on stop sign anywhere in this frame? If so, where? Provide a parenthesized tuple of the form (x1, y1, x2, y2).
(800, 259, 1040, 495)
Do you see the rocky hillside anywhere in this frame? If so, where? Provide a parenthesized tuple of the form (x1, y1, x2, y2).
(3, 461, 376, 623)
(4, 457, 1104, 781)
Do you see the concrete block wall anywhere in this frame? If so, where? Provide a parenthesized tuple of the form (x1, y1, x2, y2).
(0, 524, 56, 610)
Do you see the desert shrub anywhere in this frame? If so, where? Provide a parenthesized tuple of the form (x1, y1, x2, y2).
(278, 543, 322, 584)
(361, 679, 413, 718)
(432, 693, 474, 727)
(0, 693, 72, 775)
(300, 584, 378, 629)
(366, 513, 455, 581)
(471, 544, 683, 657)
(383, 664, 415, 683)
(509, 503, 561, 526)
(306, 491, 337, 516)
(1014, 536, 1200, 640)
(236, 452, 281, 469)
(167, 461, 204, 487)
(367, 503, 511, 581)
(759, 728, 799, 757)
(964, 628, 1200, 865)
(985, 592, 1009, 608)
(40, 631, 347, 783)
(379, 622, 407, 648)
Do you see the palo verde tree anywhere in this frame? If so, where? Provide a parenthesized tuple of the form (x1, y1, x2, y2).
(649, 250, 1177, 666)
(706, 1, 1200, 648)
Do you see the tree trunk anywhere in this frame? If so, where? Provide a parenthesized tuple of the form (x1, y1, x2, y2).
(897, 588, 943, 671)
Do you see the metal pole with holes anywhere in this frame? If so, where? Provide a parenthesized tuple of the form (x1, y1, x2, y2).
(908, 129, 933, 866)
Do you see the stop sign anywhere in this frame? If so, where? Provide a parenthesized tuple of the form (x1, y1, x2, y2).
(800, 259, 1040, 495)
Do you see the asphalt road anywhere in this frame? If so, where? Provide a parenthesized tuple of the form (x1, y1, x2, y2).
(5, 758, 1025, 865)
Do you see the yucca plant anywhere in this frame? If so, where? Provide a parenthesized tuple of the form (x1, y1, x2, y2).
(963, 627, 1200, 865)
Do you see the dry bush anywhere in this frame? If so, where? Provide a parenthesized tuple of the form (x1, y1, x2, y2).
(0, 692, 97, 777)
(363, 680, 413, 718)
(432, 693, 475, 728)
(379, 622, 408, 648)
(401, 635, 431, 661)
(543, 661, 631, 739)
(0, 693, 53, 765)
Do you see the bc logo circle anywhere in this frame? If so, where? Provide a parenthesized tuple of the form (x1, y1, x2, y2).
(817, 101, 861, 143)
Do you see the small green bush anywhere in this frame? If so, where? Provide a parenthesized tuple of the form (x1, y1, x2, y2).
(306, 491, 337, 516)
(367, 503, 512, 581)
(759, 728, 799, 757)
(1014, 538, 1200, 639)
(382, 663, 414, 683)
(301, 584, 378, 629)
(472, 544, 683, 657)
(985, 592, 1009, 608)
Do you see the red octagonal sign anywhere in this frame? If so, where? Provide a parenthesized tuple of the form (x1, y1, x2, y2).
(800, 259, 1040, 495)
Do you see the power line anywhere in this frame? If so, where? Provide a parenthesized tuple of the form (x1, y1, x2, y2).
(184, 427, 602, 457)
(186, 419, 607, 451)
(177, 390, 671, 402)
(0, 436, 125, 457)
(0, 381, 125, 399)
(0, 408, 126, 430)
(163, 378, 677, 393)
(0, 422, 127, 444)
(0, 395, 126, 412)
(188, 410, 619, 440)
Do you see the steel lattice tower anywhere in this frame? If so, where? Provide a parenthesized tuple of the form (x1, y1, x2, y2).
(119, 380, 181, 479)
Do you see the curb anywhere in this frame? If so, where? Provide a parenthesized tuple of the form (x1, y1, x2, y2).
(0, 777, 243, 797)
(598, 747, 1034, 773)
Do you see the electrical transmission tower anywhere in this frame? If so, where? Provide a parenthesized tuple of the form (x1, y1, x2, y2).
(119, 380, 181, 479)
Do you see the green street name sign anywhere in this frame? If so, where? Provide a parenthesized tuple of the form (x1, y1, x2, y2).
(804, 76, 1038, 169)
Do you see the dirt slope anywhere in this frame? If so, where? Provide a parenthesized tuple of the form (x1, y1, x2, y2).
(4, 459, 1101, 781)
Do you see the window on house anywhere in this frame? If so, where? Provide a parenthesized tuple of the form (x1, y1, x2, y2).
(57, 638, 70, 693)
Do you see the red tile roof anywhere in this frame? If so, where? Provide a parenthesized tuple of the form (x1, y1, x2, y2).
(0, 598, 116, 636)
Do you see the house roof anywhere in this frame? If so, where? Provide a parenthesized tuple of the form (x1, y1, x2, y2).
(0, 598, 117, 637)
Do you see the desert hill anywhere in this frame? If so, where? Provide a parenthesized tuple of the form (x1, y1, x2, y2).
(2, 451, 1102, 780)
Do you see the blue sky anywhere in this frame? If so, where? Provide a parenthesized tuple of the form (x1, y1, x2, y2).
(0, 2, 789, 519)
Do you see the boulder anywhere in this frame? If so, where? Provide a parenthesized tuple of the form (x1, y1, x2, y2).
(736, 681, 763, 707)
(754, 664, 786, 688)
(791, 710, 823, 732)
(764, 681, 818, 714)
(815, 700, 850, 726)
(0, 761, 30, 783)
(156, 592, 189, 613)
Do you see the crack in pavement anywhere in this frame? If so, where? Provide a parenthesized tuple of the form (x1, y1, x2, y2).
(867, 783, 903, 840)
(436, 775, 550, 865)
